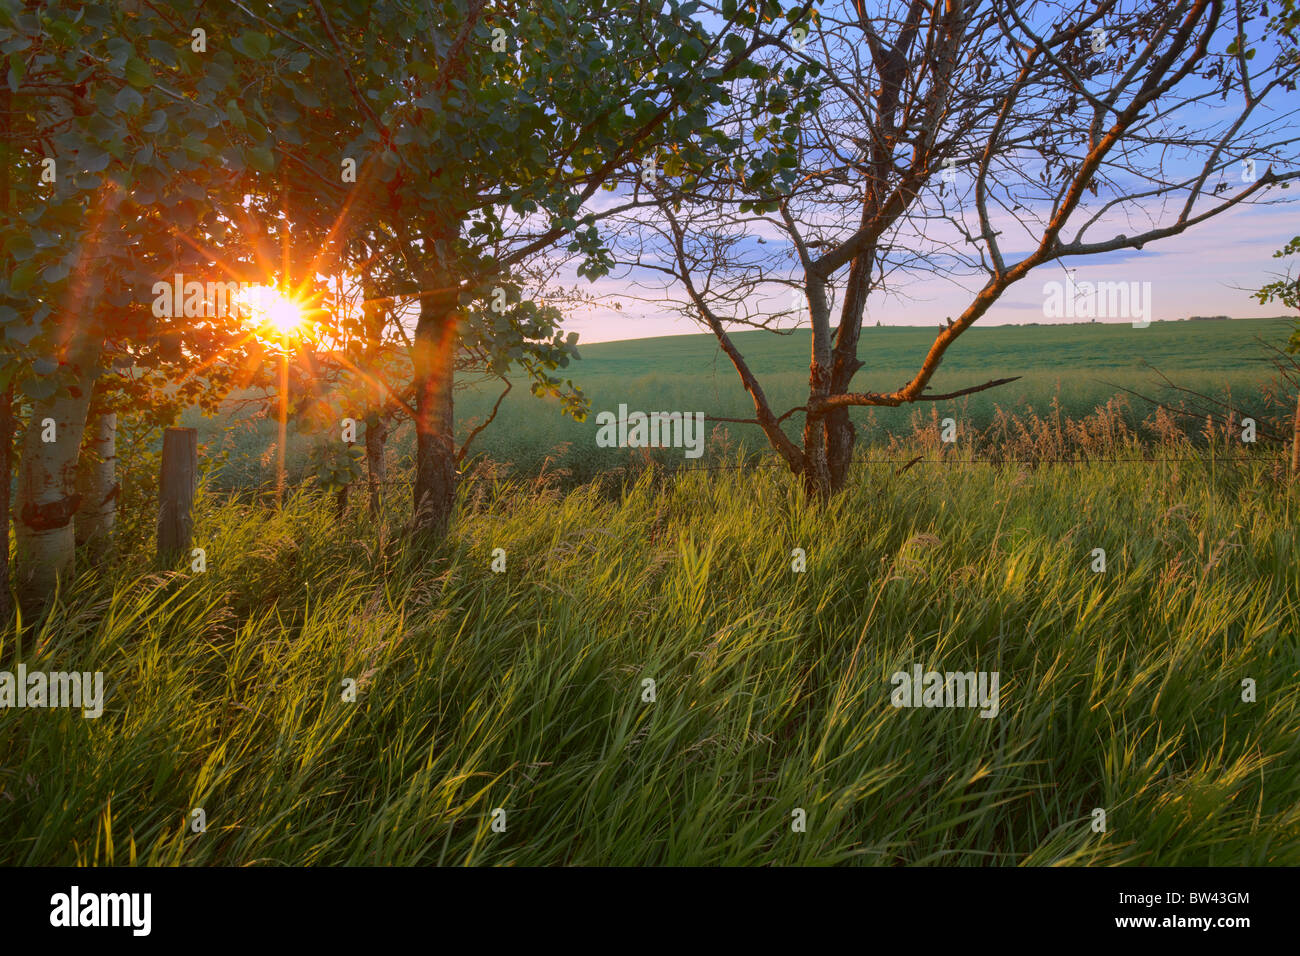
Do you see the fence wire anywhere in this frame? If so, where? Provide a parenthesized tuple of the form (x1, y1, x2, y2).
(347, 452, 1290, 486)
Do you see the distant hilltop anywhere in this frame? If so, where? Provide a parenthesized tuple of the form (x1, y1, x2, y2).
(993, 315, 1289, 328)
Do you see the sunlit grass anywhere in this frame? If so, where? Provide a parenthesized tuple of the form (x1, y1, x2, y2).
(1, 445, 1297, 865)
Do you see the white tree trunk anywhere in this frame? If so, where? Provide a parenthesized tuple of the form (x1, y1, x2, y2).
(75, 403, 117, 550)
(14, 346, 99, 604)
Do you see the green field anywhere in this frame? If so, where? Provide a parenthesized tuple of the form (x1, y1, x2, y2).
(192, 317, 1295, 489)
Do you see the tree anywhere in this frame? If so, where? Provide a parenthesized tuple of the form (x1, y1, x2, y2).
(1, 0, 304, 605)
(1254, 235, 1300, 335)
(229, 0, 804, 537)
(290, 248, 588, 517)
(621, 0, 1300, 497)
(3, 0, 790, 609)
(1253, 235, 1300, 473)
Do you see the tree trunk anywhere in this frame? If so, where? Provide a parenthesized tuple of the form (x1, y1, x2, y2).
(801, 371, 833, 500)
(0, 86, 10, 619)
(801, 277, 835, 500)
(0, 383, 13, 620)
(824, 248, 872, 493)
(365, 412, 388, 518)
(411, 291, 457, 537)
(75, 396, 117, 553)
(14, 343, 99, 605)
(823, 407, 856, 492)
(360, 264, 390, 521)
(1292, 390, 1300, 479)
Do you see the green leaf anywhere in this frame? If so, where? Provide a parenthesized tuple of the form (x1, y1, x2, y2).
(237, 31, 271, 60)
(7, 233, 34, 261)
(5, 322, 40, 345)
(6, 50, 23, 92)
(11, 262, 39, 292)
(146, 37, 179, 67)
(291, 83, 322, 108)
(81, 148, 110, 173)
(21, 376, 57, 401)
(249, 145, 276, 172)
(114, 85, 143, 114)
(125, 57, 153, 88)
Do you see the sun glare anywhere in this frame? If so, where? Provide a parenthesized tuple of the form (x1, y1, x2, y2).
(243, 285, 306, 342)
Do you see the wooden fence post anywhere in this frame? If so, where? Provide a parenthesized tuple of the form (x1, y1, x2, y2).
(158, 427, 197, 561)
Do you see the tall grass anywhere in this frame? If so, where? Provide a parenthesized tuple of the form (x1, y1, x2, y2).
(2, 436, 1297, 865)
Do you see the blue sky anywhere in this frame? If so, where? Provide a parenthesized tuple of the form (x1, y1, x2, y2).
(563, 197, 1297, 343)
(549, 3, 1300, 344)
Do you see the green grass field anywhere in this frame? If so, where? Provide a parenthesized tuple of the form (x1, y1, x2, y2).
(2, 443, 1297, 864)
(194, 317, 1294, 488)
(4, 317, 1297, 866)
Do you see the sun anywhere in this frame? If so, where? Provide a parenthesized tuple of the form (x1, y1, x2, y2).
(242, 285, 307, 343)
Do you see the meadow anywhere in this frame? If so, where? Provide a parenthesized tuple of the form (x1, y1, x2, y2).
(1, 433, 1296, 864)
(3, 317, 1297, 866)
(195, 317, 1294, 488)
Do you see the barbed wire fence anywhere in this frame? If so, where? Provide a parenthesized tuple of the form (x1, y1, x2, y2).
(342, 451, 1290, 488)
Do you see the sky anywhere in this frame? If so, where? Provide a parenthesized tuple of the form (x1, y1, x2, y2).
(559, 197, 1297, 343)
(547, 3, 1300, 345)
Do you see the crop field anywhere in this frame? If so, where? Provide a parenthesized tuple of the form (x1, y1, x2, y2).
(195, 317, 1294, 488)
